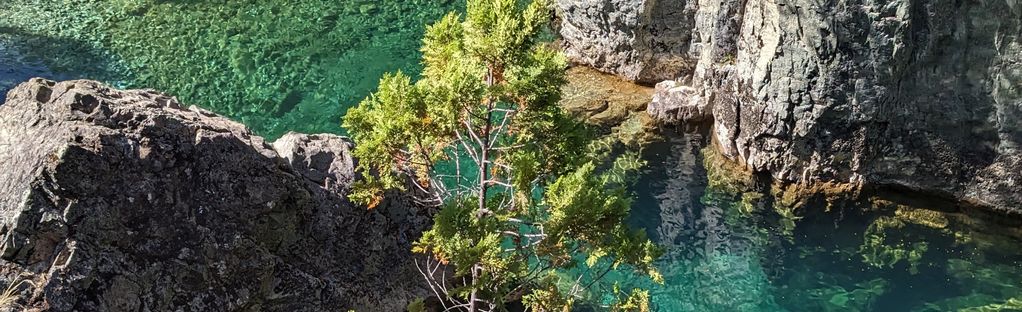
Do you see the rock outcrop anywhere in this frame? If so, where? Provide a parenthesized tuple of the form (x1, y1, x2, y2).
(560, 0, 1022, 214)
(555, 0, 698, 84)
(0, 79, 430, 311)
(647, 80, 711, 124)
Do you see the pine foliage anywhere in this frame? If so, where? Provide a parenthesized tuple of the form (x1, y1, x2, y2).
(343, 0, 662, 310)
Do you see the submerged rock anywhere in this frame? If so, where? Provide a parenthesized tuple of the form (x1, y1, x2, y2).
(560, 0, 1022, 214)
(0, 79, 429, 311)
(561, 66, 654, 127)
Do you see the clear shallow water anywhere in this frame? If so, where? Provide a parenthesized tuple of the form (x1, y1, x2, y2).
(2, 2, 1021, 311)
(621, 130, 1022, 312)
(0, 0, 459, 139)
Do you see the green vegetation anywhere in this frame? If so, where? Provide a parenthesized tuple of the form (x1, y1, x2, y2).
(805, 278, 889, 312)
(7, 2, 1022, 312)
(859, 216, 930, 274)
(0, 0, 458, 138)
(343, 0, 661, 310)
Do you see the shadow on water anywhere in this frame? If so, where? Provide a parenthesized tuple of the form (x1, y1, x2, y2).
(0, 26, 126, 104)
(623, 125, 784, 311)
(619, 126, 1022, 312)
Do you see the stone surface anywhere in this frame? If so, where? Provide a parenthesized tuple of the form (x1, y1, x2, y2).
(561, 66, 654, 126)
(561, 66, 662, 146)
(564, 0, 1022, 214)
(647, 80, 710, 124)
(0, 79, 430, 311)
(555, 0, 698, 84)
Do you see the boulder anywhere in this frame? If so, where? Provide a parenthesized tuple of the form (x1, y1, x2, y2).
(647, 80, 710, 124)
(0, 78, 430, 311)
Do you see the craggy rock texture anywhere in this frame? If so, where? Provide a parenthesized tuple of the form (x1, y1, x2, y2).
(565, 0, 1022, 214)
(648, 80, 710, 124)
(555, 0, 698, 84)
(0, 79, 430, 311)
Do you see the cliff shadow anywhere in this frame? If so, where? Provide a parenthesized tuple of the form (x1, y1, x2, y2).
(0, 26, 127, 104)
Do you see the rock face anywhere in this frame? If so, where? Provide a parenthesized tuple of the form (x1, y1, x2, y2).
(0, 79, 430, 311)
(555, 0, 698, 84)
(647, 80, 710, 124)
(562, 0, 1022, 214)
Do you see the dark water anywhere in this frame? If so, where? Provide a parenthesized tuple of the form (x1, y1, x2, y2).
(0, 39, 68, 102)
(2, 1, 1021, 311)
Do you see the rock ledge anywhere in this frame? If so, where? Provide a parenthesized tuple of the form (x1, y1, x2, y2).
(0, 79, 428, 311)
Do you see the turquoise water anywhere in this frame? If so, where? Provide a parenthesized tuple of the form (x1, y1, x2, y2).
(621, 131, 1022, 311)
(0, 0, 459, 139)
(2, 1, 1022, 311)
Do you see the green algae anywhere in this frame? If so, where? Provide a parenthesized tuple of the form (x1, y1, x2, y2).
(917, 258, 1022, 312)
(0, 0, 459, 139)
(961, 297, 1022, 311)
(701, 146, 756, 194)
(859, 216, 931, 274)
(806, 278, 889, 312)
(946, 259, 1022, 299)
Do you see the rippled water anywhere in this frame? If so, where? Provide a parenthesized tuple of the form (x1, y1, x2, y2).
(2, 1, 1021, 311)
(0, 0, 458, 138)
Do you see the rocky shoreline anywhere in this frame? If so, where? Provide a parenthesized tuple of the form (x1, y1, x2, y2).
(556, 0, 1022, 214)
(0, 79, 430, 311)
(0, 1, 1019, 310)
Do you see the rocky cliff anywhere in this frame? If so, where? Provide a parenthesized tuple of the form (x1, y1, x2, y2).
(558, 0, 1022, 214)
(0, 79, 430, 311)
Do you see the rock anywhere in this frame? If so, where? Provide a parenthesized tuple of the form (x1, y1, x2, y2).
(560, 66, 662, 146)
(566, 0, 1022, 214)
(647, 80, 710, 124)
(0, 78, 430, 311)
(561, 66, 654, 127)
(273, 133, 356, 195)
(555, 0, 698, 84)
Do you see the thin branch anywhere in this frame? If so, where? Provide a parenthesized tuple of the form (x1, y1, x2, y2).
(463, 117, 486, 154)
(416, 258, 451, 311)
(454, 130, 480, 164)
(490, 144, 527, 151)
(483, 180, 513, 188)
(489, 108, 518, 114)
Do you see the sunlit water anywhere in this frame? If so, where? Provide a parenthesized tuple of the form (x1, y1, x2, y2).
(0, 0, 459, 138)
(622, 131, 1022, 311)
(2, 1, 1021, 311)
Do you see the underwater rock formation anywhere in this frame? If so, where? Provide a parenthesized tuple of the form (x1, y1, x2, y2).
(559, 0, 1022, 214)
(0, 79, 429, 311)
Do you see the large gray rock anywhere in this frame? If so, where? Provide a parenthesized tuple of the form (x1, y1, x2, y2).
(0, 79, 430, 311)
(695, 0, 1022, 214)
(555, 0, 698, 84)
(647, 79, 710, 123)
(566, 0, 1022, 214)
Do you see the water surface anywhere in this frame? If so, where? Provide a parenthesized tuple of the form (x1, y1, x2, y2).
(0, 0, 458, 138)
(2, 2, 1021, 311)
(619, 130, 1022, 311)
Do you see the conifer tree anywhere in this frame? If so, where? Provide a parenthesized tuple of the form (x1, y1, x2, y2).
(343, 0, 662, 310)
